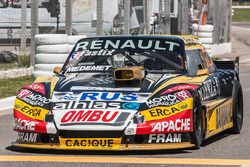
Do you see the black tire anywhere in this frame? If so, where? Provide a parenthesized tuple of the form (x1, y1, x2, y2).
(190, 95, 203, 149)
(230, 81, 243, 134)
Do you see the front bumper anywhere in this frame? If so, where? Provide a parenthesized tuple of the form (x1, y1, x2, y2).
(12, 131, 194, 150)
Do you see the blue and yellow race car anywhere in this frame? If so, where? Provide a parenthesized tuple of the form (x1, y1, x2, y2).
(13, 35, 243, 150)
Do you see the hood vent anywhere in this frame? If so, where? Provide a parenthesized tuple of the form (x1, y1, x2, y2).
(114, 66, 145, 86)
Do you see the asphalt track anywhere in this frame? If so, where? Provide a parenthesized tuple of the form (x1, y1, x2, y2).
(0, 64, 249, 167)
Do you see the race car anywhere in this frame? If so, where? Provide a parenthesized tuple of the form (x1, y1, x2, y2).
(12, 35, 243, 150)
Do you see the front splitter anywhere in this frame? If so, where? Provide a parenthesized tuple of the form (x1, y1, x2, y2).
(12, 142, 194, 151)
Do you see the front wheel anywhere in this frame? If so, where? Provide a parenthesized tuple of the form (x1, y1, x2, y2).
(190, 95, 203, 149)
(229, 81, 243, 134)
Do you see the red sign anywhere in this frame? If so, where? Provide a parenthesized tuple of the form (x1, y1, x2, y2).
(161, 84, 198, 95)
(61, 110, 120, 123)
(17, 89, 32, 99)
(13, 109, 47, 133)
(136, 109, 193, 134)
(25, 83, 45, 95)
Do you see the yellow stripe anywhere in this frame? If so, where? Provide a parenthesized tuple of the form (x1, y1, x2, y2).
(14, 98, 49, 121)
(59, 137, 122, 150)
(150, 75, 207, 98)
(50, 76, 60, 97)
(141, 98, 193, 121)
(0, 155, 250, 165)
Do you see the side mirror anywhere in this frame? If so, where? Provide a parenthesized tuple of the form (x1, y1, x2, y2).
(53, 66, 62, 74)
(197, 69, 209, 76)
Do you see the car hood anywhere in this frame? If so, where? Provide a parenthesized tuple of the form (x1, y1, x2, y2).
(51, 72, 190, 131)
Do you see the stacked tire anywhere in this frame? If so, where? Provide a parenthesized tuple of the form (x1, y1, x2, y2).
(34, 34, 87, 77)
(192, 24, 213, 56)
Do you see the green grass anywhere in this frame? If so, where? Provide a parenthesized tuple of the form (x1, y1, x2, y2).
(0, 55, 30, 70)
(0, 63, 19, 70)
(0, 76, 35, 98)
(233, 9, 250, 22)
(233, 1, 250, 5)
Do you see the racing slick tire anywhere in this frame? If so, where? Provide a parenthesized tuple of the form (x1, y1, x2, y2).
(35, 54, 68, 64)
(35, 34, 68, 45)
(37, 44, 69, 54)
(190, 94, 203, 149)
(192, 24, 214, 32)
(229, 80, 243, 134)
(199, 38, 213, 44)
(192, 32, 213, 38)
(68, 35, 87, 44)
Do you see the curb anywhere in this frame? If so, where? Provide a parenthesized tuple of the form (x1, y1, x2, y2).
(0, 67, 33, 80)
(0, 96, 15, 114)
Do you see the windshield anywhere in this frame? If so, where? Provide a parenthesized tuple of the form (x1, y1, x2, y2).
(63, 38, 185, 74)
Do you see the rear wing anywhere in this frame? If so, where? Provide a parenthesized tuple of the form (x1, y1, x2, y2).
(213, 57, 239, 74)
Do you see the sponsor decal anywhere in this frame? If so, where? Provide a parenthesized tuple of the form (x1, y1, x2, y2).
(216, 99, 232, 129)
(198, 77, 220, 101)
(70, 51, 82, 60)
(82, 49, 115, 56)
(13, 118, 39, 131)
(24, 83, 45, 95)
(54, 92, 149, 102)
(174, 90, 192, 101)
(60, 110, 129, 126)
(141, 98, 193, 121)
(148, 133, 182, 143)
(80, 92, 137, 102)
(122, 102, 140, 110)
(17, 89, 50, 107)
(13, 110, 47, 133)
(146, 90, 191, 108)
(151, 118, 191, 133)
(75, 39, 180, 52)
(14, 98, 49, 121)
(17, 132, 38, 143)
(136, 109, 193, 134)
(146, 94, 180, 108)
(60, 138, 121, 150)
(17, 89, 32, 98)
(66, 65, 111, 73)
(161, 84, 198, 95)
(52, 101, 121, 110)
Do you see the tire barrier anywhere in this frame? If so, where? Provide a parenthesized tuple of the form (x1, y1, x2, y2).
(35, 34, 68, 45)
(199, 38, 213, 44)
(192, 24, 214, 57)
(68, 35, 87, 44)
(192, 32, 212, 38)
(192, 24, 214, 32)
(34, 34, 87, 77)
(36, 44, 70, 54)
(35, 54, 68, 64)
